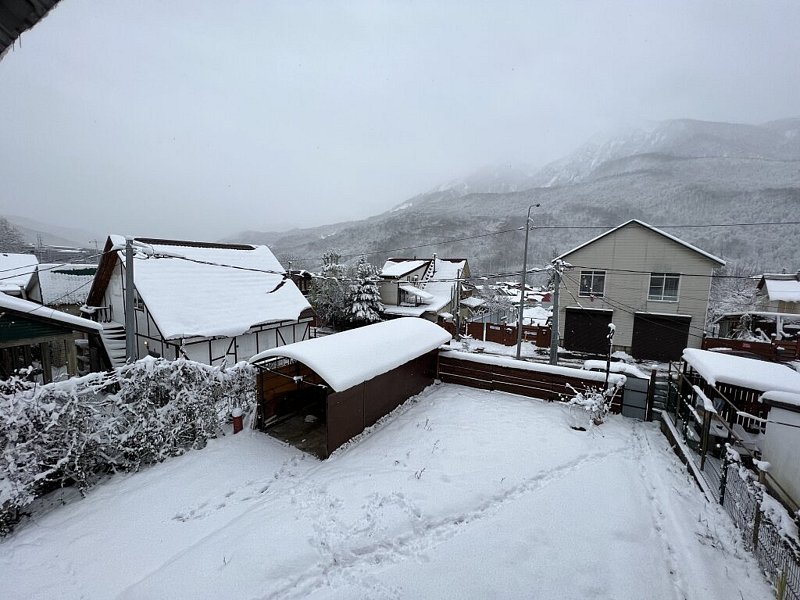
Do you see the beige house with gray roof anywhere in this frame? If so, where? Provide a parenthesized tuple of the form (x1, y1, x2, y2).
(554, 220, 725, 361)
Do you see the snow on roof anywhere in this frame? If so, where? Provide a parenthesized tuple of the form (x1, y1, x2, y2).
(250, 317, 451, 392)
(460, 296, 485, 308)
(761, 278, 800, 303)
(384, 258, 467, 317)
(444, 350, 626, 387)
(0, 293, 101, 332)
(380, 260, 428, 278)
(583, 360, 648, 379)
(421, 258, 467, 313)
(554, 220, 725, 266)
(111, 236, 311, 340)
(398, 283, 435, 301)
(38, 263, 96, 306)
(682, 348, 800, 394)
(760, 390, 800, 410)
(0, 253, 38, 293)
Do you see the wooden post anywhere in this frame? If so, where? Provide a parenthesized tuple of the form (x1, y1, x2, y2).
(66, 336, 78, 377)
(719, 445, 731, 505)
(645, 369, 657, 421)
(699, 409, 711, 470)
(39, 341, 52, 384)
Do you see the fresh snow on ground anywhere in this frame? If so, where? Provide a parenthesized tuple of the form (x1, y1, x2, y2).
(0, 385, 772, 600)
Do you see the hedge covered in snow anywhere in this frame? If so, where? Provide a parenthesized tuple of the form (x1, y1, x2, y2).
(0, 357, 255, 535)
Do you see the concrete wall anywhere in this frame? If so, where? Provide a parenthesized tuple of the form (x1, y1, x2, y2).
(763, 405, 800, 510)
(558, 222, 720, 351)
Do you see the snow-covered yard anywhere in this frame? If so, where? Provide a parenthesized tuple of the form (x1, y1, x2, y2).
(1, 384, 772, 600)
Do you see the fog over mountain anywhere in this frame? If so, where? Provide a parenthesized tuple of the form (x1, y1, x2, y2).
(230, 118, 800, 275)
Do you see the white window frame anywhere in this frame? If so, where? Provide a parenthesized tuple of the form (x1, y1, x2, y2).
(578, 270, 606, 297)
(648, 273, 681, 302)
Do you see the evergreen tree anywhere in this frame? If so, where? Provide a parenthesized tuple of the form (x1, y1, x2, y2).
(348, 258, 384, 327)
(309, 251, 349, 329)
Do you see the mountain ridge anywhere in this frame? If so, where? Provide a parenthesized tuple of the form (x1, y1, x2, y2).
(232, 118, 799, 274)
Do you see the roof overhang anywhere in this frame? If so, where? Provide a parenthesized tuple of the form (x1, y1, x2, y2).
(250, 317, 451, 392)
(554, 219, 726, 266)
(0, 0, 62, 58)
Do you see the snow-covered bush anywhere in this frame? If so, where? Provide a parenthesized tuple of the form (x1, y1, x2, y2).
(567, 385, 612, 426)
(0, 358, 255, 535)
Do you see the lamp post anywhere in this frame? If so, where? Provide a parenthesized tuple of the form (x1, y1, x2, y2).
(515, 204, 539, 360)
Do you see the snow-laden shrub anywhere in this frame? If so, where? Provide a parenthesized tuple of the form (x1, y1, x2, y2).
(567, 385, 612, 426)
(0, 358, 255, 535)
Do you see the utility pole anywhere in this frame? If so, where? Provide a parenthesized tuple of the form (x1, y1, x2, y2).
(515, 204, 539, 360)
(125, 236, 136, 362)
(549, 261, 562, 365)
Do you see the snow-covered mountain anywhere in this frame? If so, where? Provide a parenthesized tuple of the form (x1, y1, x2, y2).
(231, 118, 800, 274)
(4, 215, 98, 249)
(532, 118, 800, 187)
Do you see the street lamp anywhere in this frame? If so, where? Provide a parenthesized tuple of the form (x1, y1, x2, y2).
(515, 204, 539, 360)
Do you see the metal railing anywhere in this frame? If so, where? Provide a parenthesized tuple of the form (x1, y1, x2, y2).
(719, 450, 800, 600)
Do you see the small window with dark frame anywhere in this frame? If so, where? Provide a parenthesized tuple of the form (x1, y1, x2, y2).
(648, 273, 680, 302)
(134, 291, 144, 311)
(579, 270, 605, 297)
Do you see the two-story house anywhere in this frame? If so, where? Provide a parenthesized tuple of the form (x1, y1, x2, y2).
(83, 236, 314, 367)
(755, 272, 800, 315)
(378, 255, 470, 323)
(554, 220, 725, 361)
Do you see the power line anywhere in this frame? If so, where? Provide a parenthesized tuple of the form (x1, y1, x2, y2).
(0, 250, 108, 282)
(531, 221, 800, 230)
(288, 220, 799, 264)
(564, 264, 758, 280)
(561, 272, 710, 340)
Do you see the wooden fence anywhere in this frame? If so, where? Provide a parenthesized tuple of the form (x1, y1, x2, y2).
(702, 336, 800, 362)
(438, 350, 626, 411)
(461, 321, 552, 348)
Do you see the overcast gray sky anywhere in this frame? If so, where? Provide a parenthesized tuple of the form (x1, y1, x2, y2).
(1, 0, 798, 242)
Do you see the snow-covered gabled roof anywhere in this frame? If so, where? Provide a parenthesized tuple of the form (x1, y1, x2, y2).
(682, 348, 800, 394)
(380, 259, 429, 278)
(383, 257, 468, 317)
(0, 253, 38, 294)
(758, 275, 800, 303)
(38, 263, 96, 306)
(90, 236, 311, 340)
(0, 293, 101, 333)
(554, 220, 725, 266)
(250, 317, 451, 392)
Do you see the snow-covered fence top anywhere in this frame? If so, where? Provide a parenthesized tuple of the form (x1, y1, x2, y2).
(250, 317, 451, 392)
(682, 349, 800, 394)
(443, 350, 626, 387)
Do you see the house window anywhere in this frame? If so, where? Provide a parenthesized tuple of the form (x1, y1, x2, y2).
(648, 273, 680, 302)
(134, 291, 144, 311)
(579, 270, 606, 297)
(399, 288, 420, 306)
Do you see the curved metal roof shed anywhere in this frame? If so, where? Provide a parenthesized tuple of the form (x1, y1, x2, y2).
(251, 318, 451, 457)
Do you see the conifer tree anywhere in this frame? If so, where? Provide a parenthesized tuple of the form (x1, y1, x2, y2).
(348, 258, 384, 327)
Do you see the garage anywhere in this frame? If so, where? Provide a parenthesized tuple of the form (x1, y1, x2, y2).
(250, 317, 451, 458)
(563, 307, 613, 355)
(631, 312, 692, 361)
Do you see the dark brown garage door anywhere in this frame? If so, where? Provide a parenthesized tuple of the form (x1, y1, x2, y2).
(631, 313, 692, 361)
(563, 308, 613, 355)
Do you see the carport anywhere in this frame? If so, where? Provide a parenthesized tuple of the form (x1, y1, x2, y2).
(250, 317, 451, 458)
